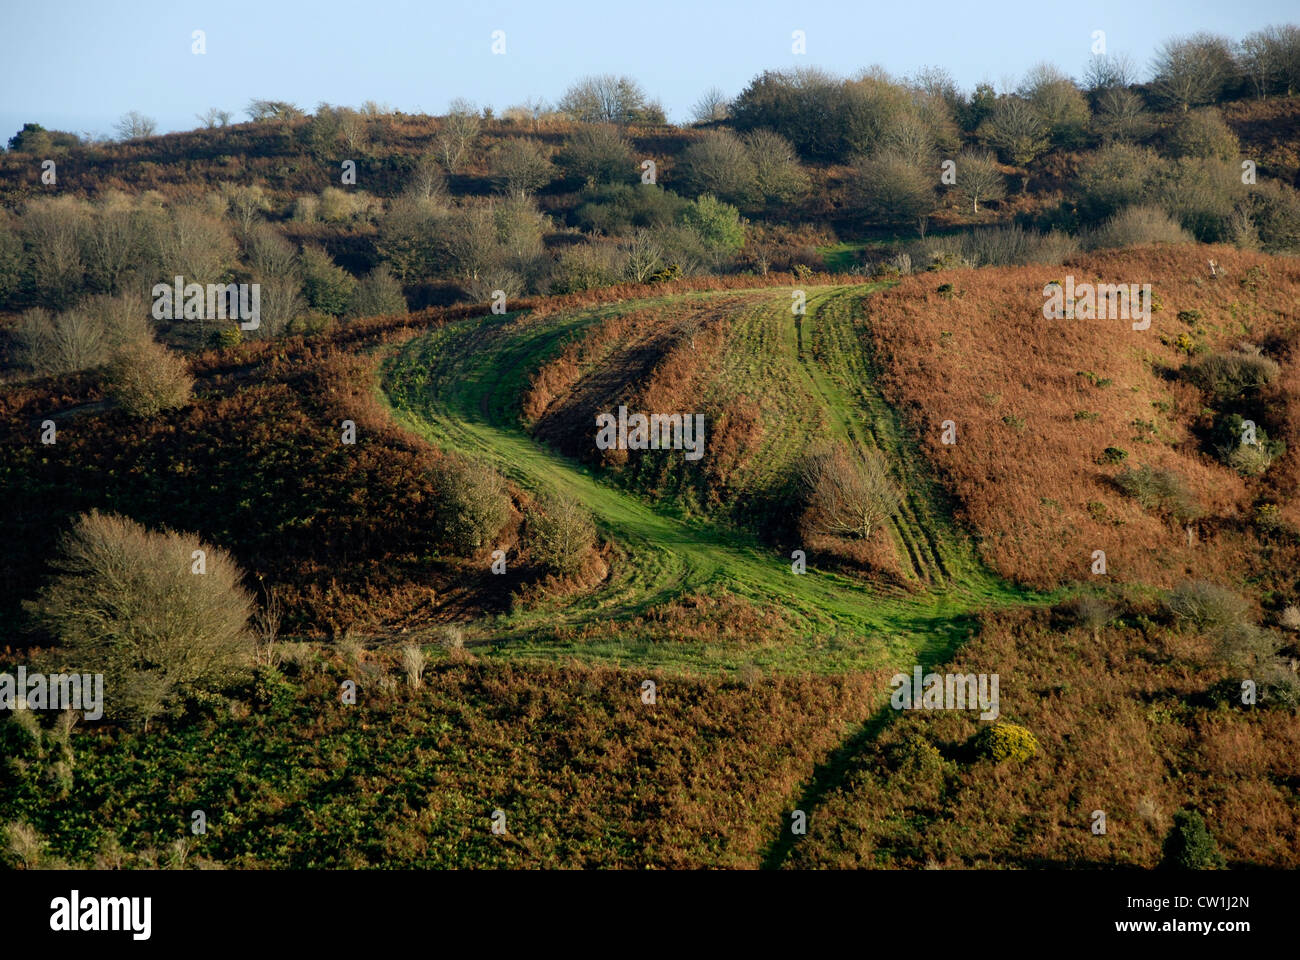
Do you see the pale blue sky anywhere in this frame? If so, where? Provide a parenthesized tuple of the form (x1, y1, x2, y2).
(2, 0, 1297, 139)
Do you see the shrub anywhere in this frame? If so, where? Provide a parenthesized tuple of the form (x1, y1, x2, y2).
(1279, 606, 1300, 632)
(104, 338, 193, 417)
(1211, 623, 1300, 707)
(526, 494, 597, 578)
(1210, 413, 1284, 476)
(1161, 810, 1226, 869)
(488, 138, 555, 198)
(549, 243, 626, 294)
(969, 722, 1039, 763)
(1114, 465, 1201, 522)
(851, 151, 934, 225)
(1076, 143, 1160, 219)
(24, 511, 255, 724)
(681, 194, 745, 254)
(1069, 594, 1116, 640)
(1166, 107, 1239, 162)
(1164, 580, 1251, 634)
(300, 245, 357, 316)
(558, 126, 635, 186)
(1184, 348, 1279, 403)
(432, 459, 510, 554)
(13, 307, 111, 376)
(891, 733, 946, 776)
(573, 183, 684, 235)
(346, 265, 407, 319)
(1088, 205, 1193, 250)
(678, 130, 759, 207)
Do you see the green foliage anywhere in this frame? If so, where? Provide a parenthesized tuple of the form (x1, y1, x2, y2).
(969, 722, 1039, 763)
(891, 733, 946, 777)
(7, 122, 80, 153)
(207, 326, 243, 350)
(1210, 412, 1284, 476)
(681, 194, 744, 254)
(573, 183, 684, 235)
(1162, 809, 1226, 869)
(300, 245, 357, 316)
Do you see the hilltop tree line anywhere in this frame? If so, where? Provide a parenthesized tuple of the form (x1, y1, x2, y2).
(2, 24, 1299, 386)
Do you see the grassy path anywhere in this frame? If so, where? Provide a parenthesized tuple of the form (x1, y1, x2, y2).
(379, 286, 1045, 675)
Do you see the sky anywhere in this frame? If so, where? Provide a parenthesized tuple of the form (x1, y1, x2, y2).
(2, 0, 1298, 139)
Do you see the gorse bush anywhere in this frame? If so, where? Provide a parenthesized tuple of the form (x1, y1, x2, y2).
(1211, 412, 1284, 476)
(970, 722, 1039, 763)
(24, 511, 255, 725)
(1162, 810, 1226, 869)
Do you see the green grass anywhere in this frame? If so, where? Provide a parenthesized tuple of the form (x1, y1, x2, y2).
(379, 285, 1049, 676)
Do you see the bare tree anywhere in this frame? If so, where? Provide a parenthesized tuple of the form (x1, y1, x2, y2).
(1239, 27, 1300, 99)
(488, 138, 555, 198)
(114, 111, 157, 141)
(558, 75, 651, 124)
(952, 149, 1006, 214)
(1150, 33, 1236, 111)
(196, 107, 232, 129)
(1083, 53, 1138, 92)
(979, 97, 1050, 190)
(743, 129, 809, 206)
(798, 443, 902, 540)
(679, 129, 758, 205)
(691, 86, 730, 123)
(246, 99, 302, 123)
(1093, 87, 1153, 142)
(220, 182, 271, 236)
(623, 229, 665, 283)
(436, 99, 481, 173)
(26, 510, 254, 725)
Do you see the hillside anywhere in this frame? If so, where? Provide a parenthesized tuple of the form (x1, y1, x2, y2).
(5, 29, 1300, 876)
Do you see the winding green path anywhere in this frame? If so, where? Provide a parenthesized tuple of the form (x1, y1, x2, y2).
(379, 285, 1044, 675)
